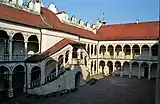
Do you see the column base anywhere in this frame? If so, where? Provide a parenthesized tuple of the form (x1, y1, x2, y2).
(129, 74, 131, 78)
(8, 89, 13, 98)
(120, 72, 123, 77)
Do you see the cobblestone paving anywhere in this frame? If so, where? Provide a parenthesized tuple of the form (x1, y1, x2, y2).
(1, 76, 155, 104)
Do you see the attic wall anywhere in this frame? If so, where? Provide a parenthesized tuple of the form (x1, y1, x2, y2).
(41, 34, 63, 52)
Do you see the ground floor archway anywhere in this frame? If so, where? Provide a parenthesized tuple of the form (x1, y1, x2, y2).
(107, 61, 113, 75)
(141, 62, 149, 78)
(12, 65, 25, 97)
(0, 66, 10, 100)
(75, 72, 82, 88)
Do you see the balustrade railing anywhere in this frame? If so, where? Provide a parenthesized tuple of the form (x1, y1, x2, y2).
(0, 54, 9, 61)
(12, 54, 25, 61)
(30, 79, 41, 88)
(45, 72, 56, 83)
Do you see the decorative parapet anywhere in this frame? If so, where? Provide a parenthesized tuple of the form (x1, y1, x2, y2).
(0, 0, 43, 14)
(54, 11, 97, 33)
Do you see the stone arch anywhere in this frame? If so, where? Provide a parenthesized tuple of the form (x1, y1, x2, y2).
(12, 65, 25, 97)
(27, 35, 39, 54)
(0, 65, 10, 100)
(100, 60, 105, 74)
(91, 44, 93, 55)
(151, 44, 158, 56)
(107, 45, 114, 57)
(45, 60, 57, 77)
(123, 45, 131, 56)
(94, 45, 97, 55)
(115, 45, 122, 56)
(75, 71, 82, 88)
(141, 45, 149, 59)
(131, 62, 139, 76)
(12, 33, 25, 55)
(107, 61, 113, 75)
(65, 50, 69, 63)
(132, 45, 140, 58)
(99, 45, 106, 55)
(123, 61, 130, 76)
(140, 62, 149, 78)
(0, 30, 9, 54)
(150, 63, 157, 78)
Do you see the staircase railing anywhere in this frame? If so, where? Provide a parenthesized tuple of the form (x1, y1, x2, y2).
(30, 79, 41, 89)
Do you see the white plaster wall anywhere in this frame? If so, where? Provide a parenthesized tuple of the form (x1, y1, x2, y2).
(28, 65, 86, 95)
(41, 34, 63, 52)
(0, 21, 40, 34)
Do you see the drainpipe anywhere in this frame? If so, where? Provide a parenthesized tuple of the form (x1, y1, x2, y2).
(39, 28, 42, 53)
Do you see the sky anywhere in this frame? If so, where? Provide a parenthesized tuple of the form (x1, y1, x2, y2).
(42, 0, 159, 24)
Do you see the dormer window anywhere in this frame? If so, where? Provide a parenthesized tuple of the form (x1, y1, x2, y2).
(71, 15, 77, 23)
(79, 19, 84, 26)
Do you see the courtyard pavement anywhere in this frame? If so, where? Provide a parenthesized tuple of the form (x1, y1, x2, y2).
(1, 76, 155, 104)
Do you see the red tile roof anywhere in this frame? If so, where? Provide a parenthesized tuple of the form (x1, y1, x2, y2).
(0, 4, 159, 41)
(0, 4, 50, 28)
(96, 21, 159, 40)
(25, 38, 79, 62)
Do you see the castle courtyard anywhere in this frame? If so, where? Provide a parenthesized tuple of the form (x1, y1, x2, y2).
(1, 76, 155, 104)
